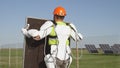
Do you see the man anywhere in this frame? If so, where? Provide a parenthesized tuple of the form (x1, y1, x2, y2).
(22, 6, 83, 68)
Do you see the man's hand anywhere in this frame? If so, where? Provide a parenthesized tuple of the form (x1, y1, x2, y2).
(33, 35, 40, 41)
(24, 24, 30, 29)
(21, 24, 30, 37)
(78, 33, 83, 40)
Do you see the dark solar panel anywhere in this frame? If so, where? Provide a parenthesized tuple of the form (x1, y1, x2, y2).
(111, 44, 120, 54)
(99, 44, 113, 54)
(24, 17, 47, 68)
(85, 44, 98, 53)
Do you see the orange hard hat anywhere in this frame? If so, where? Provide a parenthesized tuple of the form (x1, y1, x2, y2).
(53, 6, 66, 16)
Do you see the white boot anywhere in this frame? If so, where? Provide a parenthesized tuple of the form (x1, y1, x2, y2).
(44, 54, 56, 68)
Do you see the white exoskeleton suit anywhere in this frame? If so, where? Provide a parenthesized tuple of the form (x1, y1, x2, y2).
(22, 21, 83, 68)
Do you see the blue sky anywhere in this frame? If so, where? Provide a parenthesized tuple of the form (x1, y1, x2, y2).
(0, 0, 120, 45)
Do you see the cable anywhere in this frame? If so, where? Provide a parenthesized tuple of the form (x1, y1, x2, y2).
(44, 30, 47, 56)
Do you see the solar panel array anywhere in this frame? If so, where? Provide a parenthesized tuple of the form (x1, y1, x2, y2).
(111, 44, 120, 54)
(85, 44, 120, 55)
(99, 44, 113, 54)
(85, 44, 98, 53)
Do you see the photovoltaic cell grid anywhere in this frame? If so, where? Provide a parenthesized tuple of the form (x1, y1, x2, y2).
(111, 44, 120, 54)
(85, 44, 98, 53)
(99, 44, 113, 54)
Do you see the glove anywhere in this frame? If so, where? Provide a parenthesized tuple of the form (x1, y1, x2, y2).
(24, 24, 30, 29)
(75, 33, 83, 41)
(21, 24, 31, 38)
(78, 33, 83, 40)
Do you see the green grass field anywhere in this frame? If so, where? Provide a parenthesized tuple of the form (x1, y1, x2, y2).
(0, 49, 23, 68)
(0, 48, 120, 68)
(71, 49, 120, 68)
